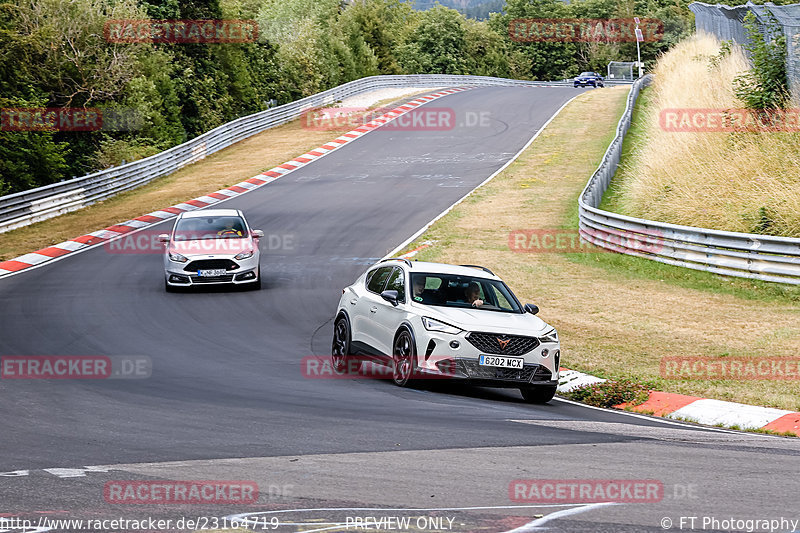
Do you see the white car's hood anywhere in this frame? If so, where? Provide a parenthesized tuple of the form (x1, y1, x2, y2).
(170, 238, 254, 258)
(418, 305, 551, 336)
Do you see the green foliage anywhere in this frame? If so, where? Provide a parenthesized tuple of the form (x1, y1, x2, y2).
(707, 40, 732, 70)
(563, 378, 654, 408)
(339, 0, 414, 74)
(733, 11, 789, 110)
(0, 96, 70, 194)
(92, 136, 162, 169)
(398, 6, 469, 74)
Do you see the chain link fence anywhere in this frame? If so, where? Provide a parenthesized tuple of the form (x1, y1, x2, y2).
(690, 1, 800, 101)
(607, 61, 636, 81)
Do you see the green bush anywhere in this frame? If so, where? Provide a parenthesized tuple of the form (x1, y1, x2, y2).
(733, 12, 789, 110)
(563, 378, 654, 408)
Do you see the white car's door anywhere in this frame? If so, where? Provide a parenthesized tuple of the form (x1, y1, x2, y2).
(369, 267, 409, 356)
(351, 265, 393, 354)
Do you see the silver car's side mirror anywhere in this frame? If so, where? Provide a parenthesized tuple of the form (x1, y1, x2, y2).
(157, 234, 170, 243)
(252, 230, 264, 238)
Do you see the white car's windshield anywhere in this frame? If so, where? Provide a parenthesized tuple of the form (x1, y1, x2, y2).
(173, 216, 247, 240)
(410, 273, 522, 313)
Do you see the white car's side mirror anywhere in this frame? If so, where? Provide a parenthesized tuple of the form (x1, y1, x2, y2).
(252, 230, 264, 239)
(157, 234, 170, 243)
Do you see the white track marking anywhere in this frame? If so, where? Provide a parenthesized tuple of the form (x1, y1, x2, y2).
(500, 502, 618, 532)
(0, 470, 29, 477)
(41, 466, 110, 478)
(550, 397, 778, 435)
(667, 398, 791, 429)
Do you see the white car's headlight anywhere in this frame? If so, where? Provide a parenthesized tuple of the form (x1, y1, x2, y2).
(168, 251, 188, 263)
(540, 329, 558, 343)
(234, 250, 254, 260)
(422, 317, 462, 335)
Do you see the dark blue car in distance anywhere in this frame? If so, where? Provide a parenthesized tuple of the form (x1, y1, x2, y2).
(574, 72, 605, 88)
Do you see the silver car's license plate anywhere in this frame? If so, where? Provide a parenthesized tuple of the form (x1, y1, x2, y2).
(479, 355, 523, 369)
(197, 269, 227, 277)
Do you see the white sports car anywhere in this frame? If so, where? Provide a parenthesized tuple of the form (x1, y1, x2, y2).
(332, 260, 560, 403)
(160, 209, 263, 291)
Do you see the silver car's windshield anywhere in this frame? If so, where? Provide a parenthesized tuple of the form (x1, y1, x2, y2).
(173, 216, 247, 240)
(410, 273, 522, 313)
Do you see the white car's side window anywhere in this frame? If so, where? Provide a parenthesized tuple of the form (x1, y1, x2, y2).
(366, 266, 392, 294)
(384, 267, 406, 303)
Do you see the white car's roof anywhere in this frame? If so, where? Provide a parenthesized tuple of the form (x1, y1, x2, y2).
(180, 209, 241, 219)
(378, 260, 501, 280)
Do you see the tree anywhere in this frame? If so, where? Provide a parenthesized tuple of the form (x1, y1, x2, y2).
(339, 0, 416, 74)
(398, 5, 468, 74)
(489, 0, 577, 80)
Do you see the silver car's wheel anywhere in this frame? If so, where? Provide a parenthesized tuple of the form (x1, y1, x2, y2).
(331, 316, 350, 374)
(392, 329, 416, 387)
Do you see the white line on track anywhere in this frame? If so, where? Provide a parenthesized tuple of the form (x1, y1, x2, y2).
(499, 502, 618, 532)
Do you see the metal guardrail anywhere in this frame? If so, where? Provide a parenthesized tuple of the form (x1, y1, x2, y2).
(0, 74, 630, 234)
(578, 75, 800, 285)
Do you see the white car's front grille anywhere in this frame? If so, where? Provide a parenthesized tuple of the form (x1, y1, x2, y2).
(465, 332, 540, 355)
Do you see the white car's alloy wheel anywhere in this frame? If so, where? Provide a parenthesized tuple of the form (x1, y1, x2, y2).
(392, 329, 415, 387)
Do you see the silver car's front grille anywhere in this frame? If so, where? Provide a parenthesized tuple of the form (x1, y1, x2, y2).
(465, 332, 540, 356)
(191, 274, 235, 284)
(184, 259, 238, 273)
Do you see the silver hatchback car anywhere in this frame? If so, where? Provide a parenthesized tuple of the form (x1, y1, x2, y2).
(159, 209, 263, 291)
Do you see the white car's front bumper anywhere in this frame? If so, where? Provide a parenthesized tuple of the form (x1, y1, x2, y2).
(412, 327, 560, 387)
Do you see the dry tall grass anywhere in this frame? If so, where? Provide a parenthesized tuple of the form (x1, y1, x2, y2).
(618, 33, 800, 237)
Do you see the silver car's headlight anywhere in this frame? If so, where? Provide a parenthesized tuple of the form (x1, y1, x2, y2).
(540, 329, 558, 343)
(422, 317, 462, 335)
(169, 251, 188, 263)
(234, 250, 254, 260)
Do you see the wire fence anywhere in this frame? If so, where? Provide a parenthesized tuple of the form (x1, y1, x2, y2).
(690, 1, 800, 100)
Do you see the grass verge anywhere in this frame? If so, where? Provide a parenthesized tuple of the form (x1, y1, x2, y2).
(397, 85, 800, 412)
